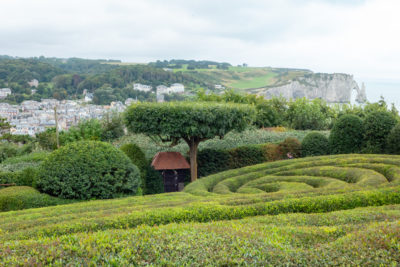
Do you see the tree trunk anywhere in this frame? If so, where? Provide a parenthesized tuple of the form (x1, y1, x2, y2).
(187, 138, 200, 182)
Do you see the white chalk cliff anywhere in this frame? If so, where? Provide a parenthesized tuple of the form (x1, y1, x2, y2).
(260, 73, 367, 103)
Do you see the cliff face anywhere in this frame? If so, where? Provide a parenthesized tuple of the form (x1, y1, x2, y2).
(259, 73, 367, 103)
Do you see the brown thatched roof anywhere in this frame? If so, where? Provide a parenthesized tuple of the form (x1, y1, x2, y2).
(151, 152, 190, 170)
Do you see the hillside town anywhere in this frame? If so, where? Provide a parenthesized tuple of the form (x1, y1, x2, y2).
(0, 82, 185, 136)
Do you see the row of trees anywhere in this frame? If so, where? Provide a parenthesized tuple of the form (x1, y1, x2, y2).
(197, 89, 399, 130)
(149, 59, 231, 70)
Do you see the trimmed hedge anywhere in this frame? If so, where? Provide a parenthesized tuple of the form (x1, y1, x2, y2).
(329, 114, 364, 154)
(120, 143, 147, 193)
(228, 145, 266, 169)
(197, 149, 231, 177)
(0, 186, 72, 212)
(301, 132, 329, 157)
(37, 141, 141, 200)
(364, 111, 397, 153)
(1, 186, 400, 240)
(197, 138, 302, 177)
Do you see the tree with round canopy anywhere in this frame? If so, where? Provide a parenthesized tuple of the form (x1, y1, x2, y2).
(124, 102, 255, 181)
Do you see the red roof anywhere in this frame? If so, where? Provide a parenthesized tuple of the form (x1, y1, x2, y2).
(151, 152, 190, 170)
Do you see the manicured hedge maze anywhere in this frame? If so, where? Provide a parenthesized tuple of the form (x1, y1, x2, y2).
(185, 154, 400, 195)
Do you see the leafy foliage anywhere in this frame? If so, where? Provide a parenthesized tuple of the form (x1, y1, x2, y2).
(363, 111, 397, 153)
(329, 114, 364, 154)
(228, 145, 266, 169)
(301, 132, 329, 157)
(197, 149, 231, 177)
(277, 137, 302, 158)
(286, 98, 331, 130)
(386, 123, 400, 154)
(1, 154, 400, 265)
(144, 165, 165, 195)
(124, 102, 255, 181)
(120, 143, 147, 192)
(37, 141, 141, 199)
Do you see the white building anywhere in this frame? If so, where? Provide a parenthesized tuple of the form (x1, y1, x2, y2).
(0, 88, 11, 99)
(169, 83, 185, 94)
(133, 83, 152, 92)
(84, 93, 93, 102)
(215, 84, 225, 90)
(28, 79, 39, 88)
(156, 85, 169, 95)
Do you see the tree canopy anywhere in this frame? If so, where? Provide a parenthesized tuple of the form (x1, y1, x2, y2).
(124, 102, 255, 181)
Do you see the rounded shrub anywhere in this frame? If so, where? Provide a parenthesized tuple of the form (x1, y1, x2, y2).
(277, 137, 302, 158)
(37, 141, 141, 200)
(329, 114, 364, 154)
(301, 132, 329, 157)
(363, 111, 397, 153)
(386, 123, 400, 154)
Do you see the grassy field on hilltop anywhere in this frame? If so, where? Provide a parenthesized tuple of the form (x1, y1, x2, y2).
(175, 65, 311, 91)
(1, 154, 400, 265)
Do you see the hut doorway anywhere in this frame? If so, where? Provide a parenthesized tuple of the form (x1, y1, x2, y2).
(151, 152, 190, 192)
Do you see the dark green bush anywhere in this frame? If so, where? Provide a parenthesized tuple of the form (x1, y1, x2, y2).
(0, 168, 40, 187)
(197, 149, 231, 177)
(363, 111, 397, 153)
(37, 141, 141, 200)
(228, 145, 266, 169)
(329, 114, 364, 154)
(386, 123, 400, 154)
(301, 132, 329, 157)
(277, 137, 302, 158)
(120, 143, 147, 171)
(144, 165, 164, 195)
(120, 143, 147, 192)
(0, 186, 72, 212)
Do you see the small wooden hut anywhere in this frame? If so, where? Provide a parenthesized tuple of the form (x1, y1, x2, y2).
(151, 152, 190, 192)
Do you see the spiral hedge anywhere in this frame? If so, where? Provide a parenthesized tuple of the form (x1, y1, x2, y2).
(184, 154, 400, 196)
(1, 154, 400, 265)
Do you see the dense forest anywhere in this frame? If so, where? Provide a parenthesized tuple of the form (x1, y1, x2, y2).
(0, 56, 217, 104)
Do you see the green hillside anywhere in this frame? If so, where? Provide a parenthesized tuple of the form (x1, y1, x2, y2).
(1, 154, 400, 265)
(176, 66, 311, 92)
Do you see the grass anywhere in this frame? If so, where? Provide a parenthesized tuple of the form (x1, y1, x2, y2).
(1, 154, 400, 265)
(229, 71, 277, 89)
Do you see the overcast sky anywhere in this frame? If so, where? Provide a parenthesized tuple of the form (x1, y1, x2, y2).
(1, 0, 400, 81)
